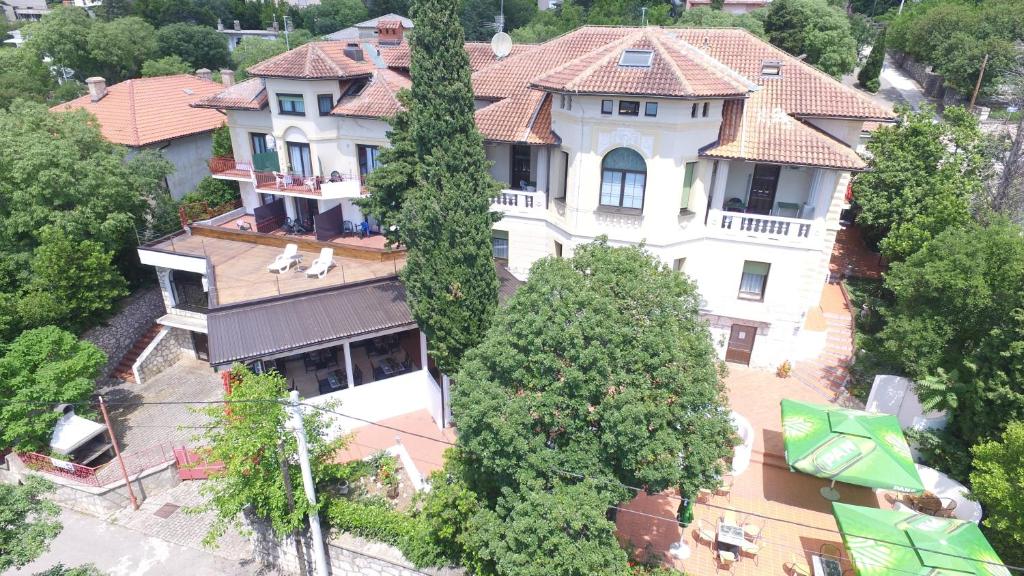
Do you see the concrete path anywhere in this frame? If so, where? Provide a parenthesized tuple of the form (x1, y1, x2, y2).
(2, 508, 260, 576)
(876, 53, 929, 110)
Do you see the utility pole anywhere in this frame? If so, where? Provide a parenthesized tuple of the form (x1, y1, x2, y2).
(969, 53, 989, 111)
(286, 391, 328, 576)
(98, 396, 139, 510)
(897, 0, 906, 14)
(283, 15, 291, 50)
(278, 440, 308, 575)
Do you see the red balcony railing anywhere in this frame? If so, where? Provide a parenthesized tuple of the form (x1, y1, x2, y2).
(207, 156, 254, 177)
(254, 171, 323, 195)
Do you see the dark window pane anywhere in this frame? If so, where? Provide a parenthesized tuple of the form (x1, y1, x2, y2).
(645, 102, 658, 117)
(618, 100, 639, 116)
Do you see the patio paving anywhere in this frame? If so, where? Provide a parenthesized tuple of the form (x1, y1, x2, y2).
(616, 365, 888, 575)
(334, 410, 455, 477)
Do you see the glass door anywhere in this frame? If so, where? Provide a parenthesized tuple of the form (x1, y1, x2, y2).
(287, 142, 313, 177)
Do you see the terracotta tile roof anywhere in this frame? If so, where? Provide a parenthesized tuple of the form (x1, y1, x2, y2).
(475, 91, 558, 145)
(376, 41, 536, 72)
(671, 28, 893, 121)
(377, 19, 402, 30)
(51, 74, 226, 147)
(701, 95, 867, 170)
(530, 28, 752, 98)
(247, 41, 375, 79)
(331, 69, 411, 119)
(191, 77, 268, 111)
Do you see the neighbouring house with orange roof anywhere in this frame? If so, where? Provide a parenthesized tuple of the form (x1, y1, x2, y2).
(50, 73, 230, 200)
(161, 24, 893, 387)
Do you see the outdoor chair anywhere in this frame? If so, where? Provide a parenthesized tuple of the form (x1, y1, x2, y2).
(740, 542, 760, 565)
(267, 243, 301, 273)
(937, 498, 958, 518)
(695, 519, 716, 548)
(820, 542, 842, 561)
(273, 171, 291, 188)
(741, 518, 762, 540)
(786, 554, 812, 576)
(717, 550, 737, 574)
(305, 248, 336, 279)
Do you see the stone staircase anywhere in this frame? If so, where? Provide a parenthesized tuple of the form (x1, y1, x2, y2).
(791, 310, 862, 407)
(111, 324, 162, 384)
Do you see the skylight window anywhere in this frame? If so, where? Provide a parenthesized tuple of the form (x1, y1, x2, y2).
(619, 49, 654, 68)
(761, 59, 783, 77)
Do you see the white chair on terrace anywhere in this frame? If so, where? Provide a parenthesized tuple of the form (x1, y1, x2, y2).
(305, 248, 336, 279)
(267, 243, 301, 273)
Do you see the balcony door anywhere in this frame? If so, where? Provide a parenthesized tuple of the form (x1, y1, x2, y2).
(287, 142, 313, 178)
(747, 164, 780, 215)
(511, 145, 531, 190)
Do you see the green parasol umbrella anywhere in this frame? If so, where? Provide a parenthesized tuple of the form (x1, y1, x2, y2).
(781, 399, 924, 500)
(832, 502, 1009, 576)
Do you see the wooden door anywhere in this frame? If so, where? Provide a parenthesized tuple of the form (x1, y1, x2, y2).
(511, 145, 532, 189)
(747, 164, 780, 215)
(191, 332, 209, 362)
(725, 324, 757, 365)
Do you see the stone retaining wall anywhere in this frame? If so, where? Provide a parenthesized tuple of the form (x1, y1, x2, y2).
(247, 514, 463, 576)
(135, 327, 193, 385)
(82, 286, 165, 380)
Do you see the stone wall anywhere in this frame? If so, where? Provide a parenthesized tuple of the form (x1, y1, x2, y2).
(247, 514, 463, 576)
(135, 327, 193, 385)
(892, 52, 948, 99)
(82, 286, 165, 380)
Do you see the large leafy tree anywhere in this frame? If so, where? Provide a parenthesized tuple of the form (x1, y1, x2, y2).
(291, 0, 369, 35)
(231, 37, 289, 80)
(86, 16, 159, 82)
(22, 6, 94, 77)
(970, 421, 1024, 565)
(0, 477, 61, 572)
(675, 6, 767, 38)
(141, 55, 194, 78)
(0, 327, 105, 453)
(130, 0, 218, 28)
(195, 365, 346, 545)
(453, 241, 734, 501)
(461, 0, 536, 41)
(377, 0, 502, 375)
(0, 48, 57, 109)
(155, 23, 231, 71)
(878, 221, 1024, 477)
(851, 105, 984, 262)
(763, 0, 858, 77)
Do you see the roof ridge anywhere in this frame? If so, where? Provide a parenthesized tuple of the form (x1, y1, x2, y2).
(648, 28, 692, 96)
(663, 29, 757, 94)
(127, 79, 141, 147)
(530, 29, 640, 91)
(522, 91, 547, 142)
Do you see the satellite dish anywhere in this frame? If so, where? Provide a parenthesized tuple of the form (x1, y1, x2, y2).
(491, 32, 512, 59)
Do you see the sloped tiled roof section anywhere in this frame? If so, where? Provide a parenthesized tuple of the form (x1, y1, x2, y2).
(702, 96, 866, 170)
(191, 77, 268, 111)
(332, 69, 411, 119)
(247, 41, 375, 79)
(530, 28, 752, 98)
(377, 41, 537, 72)
(475, 91, 558, 145)
(672, 28, 892, 121)
(52, 74, 226, 147)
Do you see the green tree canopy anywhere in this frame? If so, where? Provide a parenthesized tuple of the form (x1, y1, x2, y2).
(464, 482, 630, 576)
(674, 6, 767, 38)
(857, 26, 885, 92)
(461, 0, 537, 41)
(291, 0, 369, 35)
(878, 221, 1024, 477)
(22, 6, 93, 76)
(231, 37, 289, 80)
(763, 0, 858, 77)
(141, 55, 194, 78)
(0, 327, 105, 452)
(130, 0, 218, 27)
(453, 240, 734, 502)
(851, 105, 984, 261)
(155, 23, 231, 71)
(86, 16, 159, 82)
(970, 421, 1024, 565)
(0, 477, 61, 572)
(0, 47, 58, 109)
(194, 365, 346, 545)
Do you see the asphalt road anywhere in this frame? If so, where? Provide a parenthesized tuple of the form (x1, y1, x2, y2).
(3, 508, 259, 576)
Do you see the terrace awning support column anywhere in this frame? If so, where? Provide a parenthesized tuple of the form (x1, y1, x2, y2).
(419, 330, 428, 370)
(343, 341, 354, 388)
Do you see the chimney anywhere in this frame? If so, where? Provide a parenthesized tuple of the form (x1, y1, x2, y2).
(196, 68, 213, 82)
(220, 69, 235, 87)
(376, 20, 404, 45)
(85, 77, 107, 102)
(343, 42, 364, 62)
(217, 18, 224, 31)
(233, 19, 241, 31)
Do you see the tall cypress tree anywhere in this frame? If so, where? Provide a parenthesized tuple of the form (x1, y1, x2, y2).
(858, 26, 886, 93)
(365, 0, 501, 375)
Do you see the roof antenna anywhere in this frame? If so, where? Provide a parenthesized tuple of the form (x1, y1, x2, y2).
(641, 6, 648, 26)
(490, 0, 512, 59)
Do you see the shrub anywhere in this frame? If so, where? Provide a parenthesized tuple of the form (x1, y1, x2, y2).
(182, 177, 238, 207)
(324, 497, 419, 547)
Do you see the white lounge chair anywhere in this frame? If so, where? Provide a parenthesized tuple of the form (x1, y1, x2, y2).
(267, 243, 301, 273)
(305, 248, 335, 279)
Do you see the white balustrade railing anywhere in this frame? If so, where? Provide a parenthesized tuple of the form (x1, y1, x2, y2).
(718, 211, 813, 241)
(491, 190, 545, 216)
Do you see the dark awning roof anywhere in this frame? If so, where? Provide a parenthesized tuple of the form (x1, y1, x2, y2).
(207, 279, 414, 366)
(207, 266, 523, 366)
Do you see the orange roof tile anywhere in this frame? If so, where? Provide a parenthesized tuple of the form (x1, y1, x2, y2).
(530, 28, 752, 98)
(331, 69, 411, 119)
(191, 77, 268, 111)
(51, 75, 226, 147)
(475, 91, 559, 145)
(701, 95, 867, 170)
(247, 41, 375, 79)
(376, 41, 536, 72)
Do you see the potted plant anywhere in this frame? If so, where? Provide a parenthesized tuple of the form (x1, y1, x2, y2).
(776, 360, 792, 378)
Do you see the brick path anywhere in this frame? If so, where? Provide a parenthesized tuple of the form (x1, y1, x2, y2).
(829, 225, 886, 280)
(790, 284, 863, 409)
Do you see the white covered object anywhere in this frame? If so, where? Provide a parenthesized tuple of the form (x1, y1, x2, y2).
(50, 410, 106, 455)
(729, 411, 755, 476)
(866, 374, 947, 431)
(915, 463, 983, 525)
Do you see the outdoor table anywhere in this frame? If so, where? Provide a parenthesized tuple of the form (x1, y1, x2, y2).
(717, 520, 747, 548)
(811, 554, 842, 576)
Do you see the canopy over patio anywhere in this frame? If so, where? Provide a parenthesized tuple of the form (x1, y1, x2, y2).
(781, 399, 924, 498)
(832, 502, 1009, 576)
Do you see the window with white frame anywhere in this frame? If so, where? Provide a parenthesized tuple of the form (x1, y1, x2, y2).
(599, 148, 646, 210)
(738, 261, 770, 301)
(492, 230, 509, 260)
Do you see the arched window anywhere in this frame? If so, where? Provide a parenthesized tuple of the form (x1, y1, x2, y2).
(600, 148, 646, 210)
